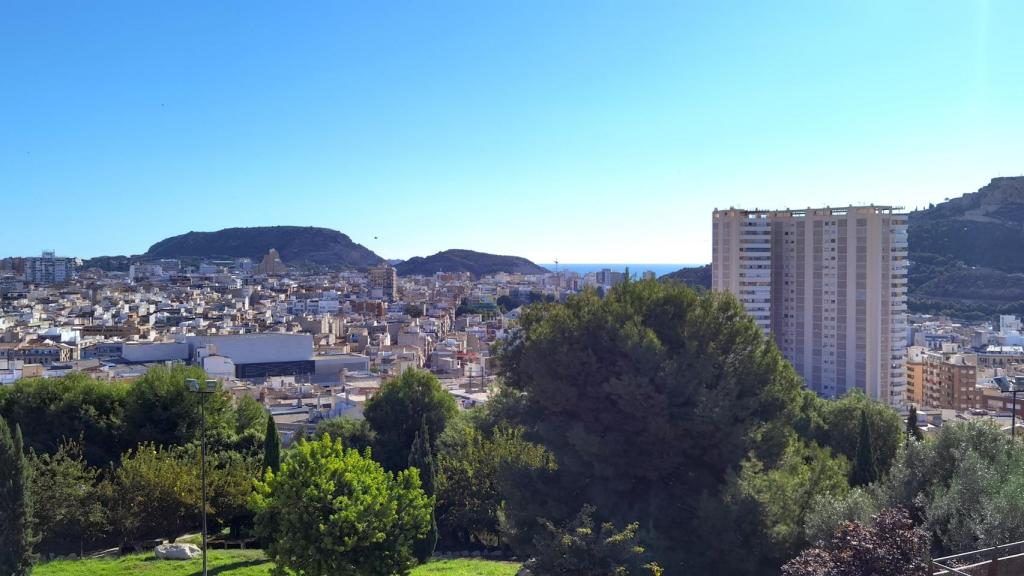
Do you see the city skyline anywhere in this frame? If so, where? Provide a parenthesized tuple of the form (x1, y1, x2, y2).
(3, 1, 1023, 262)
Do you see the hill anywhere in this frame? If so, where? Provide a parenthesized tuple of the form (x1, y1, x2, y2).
(144, 226, 384, 270)
(908, 176, 1024, 318)
(396, 249, 549, 277)
(659, 264, 712, 289)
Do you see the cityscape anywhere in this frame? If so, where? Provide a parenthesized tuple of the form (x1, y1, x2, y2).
(3, 2, 1024, 576)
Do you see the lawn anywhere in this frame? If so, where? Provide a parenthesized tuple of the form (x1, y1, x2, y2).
(35, 549, 521, 576)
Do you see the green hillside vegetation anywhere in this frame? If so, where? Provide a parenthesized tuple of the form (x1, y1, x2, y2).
(143, 226, 384, 270)
(658, 263, 711, 289)
(396, 249, 549, 277)
(908, 176, 1024, 318)
(34, 551, 518, 576)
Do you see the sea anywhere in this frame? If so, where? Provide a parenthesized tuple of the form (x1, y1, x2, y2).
(537, 263, 706, 278)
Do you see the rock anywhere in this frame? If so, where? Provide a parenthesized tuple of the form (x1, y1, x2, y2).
(154, 543, 201, 560)
(516, 567, 533, 576)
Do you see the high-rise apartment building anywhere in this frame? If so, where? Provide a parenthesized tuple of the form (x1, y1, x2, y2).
(368, 264, 397, 302)
(25, 250, 76, 285)
(712, 206, 908, 405)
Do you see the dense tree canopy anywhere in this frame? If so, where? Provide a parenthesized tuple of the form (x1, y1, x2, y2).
(252, 435, 431, 576)
(363, 369, 458, 472)
(498, 280, 806, 573)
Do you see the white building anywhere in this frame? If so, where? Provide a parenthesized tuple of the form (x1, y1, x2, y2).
(25, 251, 76, 285)
(712, 206, 908, 405)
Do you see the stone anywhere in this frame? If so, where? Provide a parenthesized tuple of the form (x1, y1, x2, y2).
(154, 543, 201, 560)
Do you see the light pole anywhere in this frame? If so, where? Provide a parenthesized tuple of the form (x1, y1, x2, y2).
(187, 378, 218, 576)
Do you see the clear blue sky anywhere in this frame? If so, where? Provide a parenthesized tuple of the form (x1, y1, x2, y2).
(2, 1, 1022, 264)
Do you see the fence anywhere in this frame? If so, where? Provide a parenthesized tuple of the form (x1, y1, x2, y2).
(931, 541, 1024, 576)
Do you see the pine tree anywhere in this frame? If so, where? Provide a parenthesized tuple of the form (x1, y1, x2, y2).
(906, 406, 924, 443)
(262, 413, 281, 474)
(0, 419, 36, 575)
(408, 418, 438, 562)
(852, 410, 879, 486)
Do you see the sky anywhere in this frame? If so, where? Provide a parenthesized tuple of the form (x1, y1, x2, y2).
(2, 1, 1022, 264)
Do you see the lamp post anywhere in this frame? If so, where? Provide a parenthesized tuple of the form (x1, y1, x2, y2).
(187, 378, 218, 576)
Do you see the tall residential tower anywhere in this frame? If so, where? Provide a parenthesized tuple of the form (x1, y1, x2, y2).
(712, 206, 908, 405)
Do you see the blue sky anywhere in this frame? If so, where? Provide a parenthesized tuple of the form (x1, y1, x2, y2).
(2, 1, 1022, 264)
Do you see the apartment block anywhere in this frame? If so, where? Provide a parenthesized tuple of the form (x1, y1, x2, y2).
(712, 206, 908, 405)
(25, 250, 76, 285)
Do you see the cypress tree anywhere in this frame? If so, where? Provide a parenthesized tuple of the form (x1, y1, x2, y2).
(906, 406, 924, 443)
(408, 418, 438, 562)
(262, 413, 281, 474)
(852, 410, 879, 486)
(0, 419, 35, 575)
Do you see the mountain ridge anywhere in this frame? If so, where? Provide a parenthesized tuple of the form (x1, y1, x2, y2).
(395, 249, 549, 277)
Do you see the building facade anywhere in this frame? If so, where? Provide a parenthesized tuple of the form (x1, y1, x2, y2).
(368, 265, 397, 302)
(25, 251, 76, 285)
(712, 206, 908, 405)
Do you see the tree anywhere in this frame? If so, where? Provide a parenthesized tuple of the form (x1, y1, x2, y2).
(27, 440, 106, 556)
(906, 406, 924, 443)
(529, 504, 662, 576)
(796, 390, 902, 486)
(852, 411, 879, 486)
(436, 424, 555, 549)
(0, 373, 129, 467)
(363, 369, 457, 472)
(0, 419, 35, 576)
(408, 419, 438, 562)
(252, 434, 432, 576)
(262, 413, 280, 474)
(314, 417, 376, 454)
(782, 508, 928, 576)
(124, 365, 233, 451)
(106, 444, 200, 545)
(498, 281, 805, 571)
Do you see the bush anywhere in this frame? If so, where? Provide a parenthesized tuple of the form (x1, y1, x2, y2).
(252, 434, 432, 576)
(529, 504, 661, 576)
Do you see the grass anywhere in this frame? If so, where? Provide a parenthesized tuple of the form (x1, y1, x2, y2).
(35, 549, 520, 576)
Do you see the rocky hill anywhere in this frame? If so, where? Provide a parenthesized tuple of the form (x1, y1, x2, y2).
(908, 176, 1024, 318)
(395, 249, 549, 277)
(144, 226, 384, 269)
(659, 264, 712, 289)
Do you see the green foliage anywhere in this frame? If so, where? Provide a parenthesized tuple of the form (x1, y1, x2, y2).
(252, 434, 432, 576)
(0, 419, 36, 576)
(124, 365, 233, 450)
(798, 390, 902, 485)
(803, 487, 881, 546)
(364, 369, 457, 472)
(313, 417, 376, 453)
(782, 508, 929, 576)
(409, 419, 438, 562)
(104, 443, 200, 545)
(906, 406, 924, 442)
(852, 411, 879, 486)
(261, 414, 280, 474)
(27, 440, 107, 556)
(497, 280, 805, 571)
(879, 419, 1024, 555)
(737, 437, 850, 562)
(529, 504, 662, 576)
(235, 395, 268, 436)
(0, 373, 129, 467)
(436, 424, 555, 549)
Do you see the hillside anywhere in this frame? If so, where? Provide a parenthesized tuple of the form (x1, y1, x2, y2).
(144, 226, 384, 270)
(908, 176, 1024, 318)
(659, 264, 712, 289)
(396, 249, 549, 277)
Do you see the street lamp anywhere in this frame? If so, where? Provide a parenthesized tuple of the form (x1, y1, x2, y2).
(187, 378, 218, 576)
